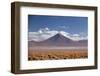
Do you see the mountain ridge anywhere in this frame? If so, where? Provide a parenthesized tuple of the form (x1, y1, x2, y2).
(29, 33, 87, 47)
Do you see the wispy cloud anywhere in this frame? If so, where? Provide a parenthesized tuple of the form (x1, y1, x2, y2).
(28, 27, 87, 41)
(57, 25, 69, 30)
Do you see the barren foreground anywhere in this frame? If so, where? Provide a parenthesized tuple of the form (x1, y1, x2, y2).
(28, 48, 87, 60)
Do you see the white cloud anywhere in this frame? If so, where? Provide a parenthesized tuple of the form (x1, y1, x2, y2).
(39, 27, 50, 33)
(45, 27, 49, 31)
(70, 34, 87, 41)
(72, 34, 80, 37)
(59, 31, 70, 38)
(28, 27, 87, 42)
(28, 27, 58, 41)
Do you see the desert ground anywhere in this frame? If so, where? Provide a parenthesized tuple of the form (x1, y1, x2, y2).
(28, 47, 88, 60)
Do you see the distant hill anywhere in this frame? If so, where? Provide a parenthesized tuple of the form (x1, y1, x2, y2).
(29, 33, 87, 47)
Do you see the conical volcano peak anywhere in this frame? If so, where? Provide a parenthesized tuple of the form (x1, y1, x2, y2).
(54, 32, 65, 37)
(53, 32, 70, 40)
(57, 32, 63, 35)
(52, 33, 63, 39)
(45, 32, 72, 43)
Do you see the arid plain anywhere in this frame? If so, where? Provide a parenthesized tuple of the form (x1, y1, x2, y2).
(28, 47, 87, 60)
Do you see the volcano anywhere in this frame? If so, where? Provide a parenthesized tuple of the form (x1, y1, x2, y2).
(28, 33, 87, 47)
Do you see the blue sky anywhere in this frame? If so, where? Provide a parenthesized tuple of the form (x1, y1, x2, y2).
(28, 15, 88, 37)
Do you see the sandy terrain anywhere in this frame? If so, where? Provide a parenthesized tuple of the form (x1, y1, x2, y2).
(28, 47, 88, 60)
